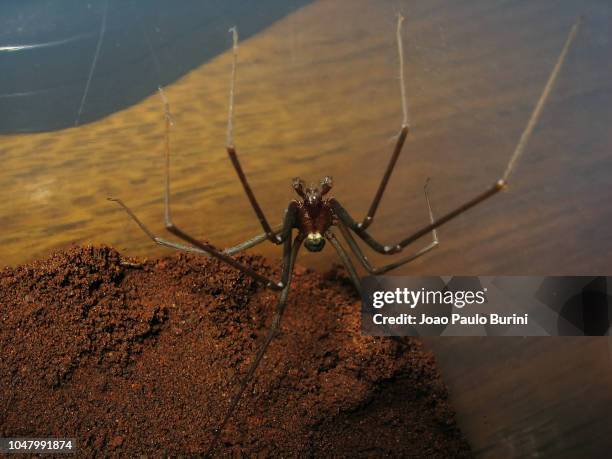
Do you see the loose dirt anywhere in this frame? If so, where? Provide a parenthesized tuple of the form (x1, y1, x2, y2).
(0, 245, 471, 457)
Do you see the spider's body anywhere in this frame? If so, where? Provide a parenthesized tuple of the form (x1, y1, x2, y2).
(293, 176, 334, 252)
(108, 15, 580, 457)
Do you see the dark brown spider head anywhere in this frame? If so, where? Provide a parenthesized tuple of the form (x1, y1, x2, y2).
(292, 176, 333, 252)
(292, 176, 332, 206)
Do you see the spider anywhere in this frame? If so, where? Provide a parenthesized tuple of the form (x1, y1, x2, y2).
(109, 14, 580, 456)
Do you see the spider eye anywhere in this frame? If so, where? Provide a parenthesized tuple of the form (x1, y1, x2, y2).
(304, 186, 322, 205)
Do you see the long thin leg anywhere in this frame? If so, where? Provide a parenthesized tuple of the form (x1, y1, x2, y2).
(332, 181, 499, 255)
(205, 234, 304, 458)
(327, 231, 411, 340)
(223, 223, 283, 255)
(226, 27, 280, 244)
(335, 17, 581, 254)
(115, 220, 281, 259)
(109, 85, 297, 289)
(108, 197, 298, 290)
(325, 231, 364, 297)
(157, 86, 286, 255)
(339, 180, 439, 274)
(360, 14, 410, 230)
(158, 86, 175, 232)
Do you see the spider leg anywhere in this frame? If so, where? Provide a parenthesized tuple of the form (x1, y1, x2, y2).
(157, 87, 287, 256)
(338, 223, 437, 274)
(334, 16, 581, 255)
(108, 197, 298, 290)
(223, 223, 283, 255)
(226, 27, 280, 244)
(338, 179, 439, 274)
(360, 14, 409, 230)
(327, 230, 416, 339)
(325, 231, 364, 296)
(205, 234, 304, 457)
(335, 180, 502, 255)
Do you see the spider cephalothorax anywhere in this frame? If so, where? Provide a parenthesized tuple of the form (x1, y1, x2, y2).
(292, 176, 334, 252)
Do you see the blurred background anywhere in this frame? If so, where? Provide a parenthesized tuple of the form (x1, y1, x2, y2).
(1, 0, 611, 457)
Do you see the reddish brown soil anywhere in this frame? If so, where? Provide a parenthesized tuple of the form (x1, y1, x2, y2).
(0, 246, 471, 457)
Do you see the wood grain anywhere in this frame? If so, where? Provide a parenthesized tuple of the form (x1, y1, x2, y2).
(423, 336, 612, 458)
(1, 0, 610, 274)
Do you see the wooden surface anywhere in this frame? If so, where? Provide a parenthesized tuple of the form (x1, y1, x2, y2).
(1, 0, 610, 274)
(423, 337, 612, 458)
(1, 1, 612, 457)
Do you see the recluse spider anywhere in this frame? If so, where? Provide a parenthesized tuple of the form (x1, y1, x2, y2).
(109, 14, 581, 456)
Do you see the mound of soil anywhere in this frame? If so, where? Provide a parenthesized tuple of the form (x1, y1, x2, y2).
(0, 246, 471, 457)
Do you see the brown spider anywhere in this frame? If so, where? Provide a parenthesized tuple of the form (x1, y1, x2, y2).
(109, 14, 581, 456)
